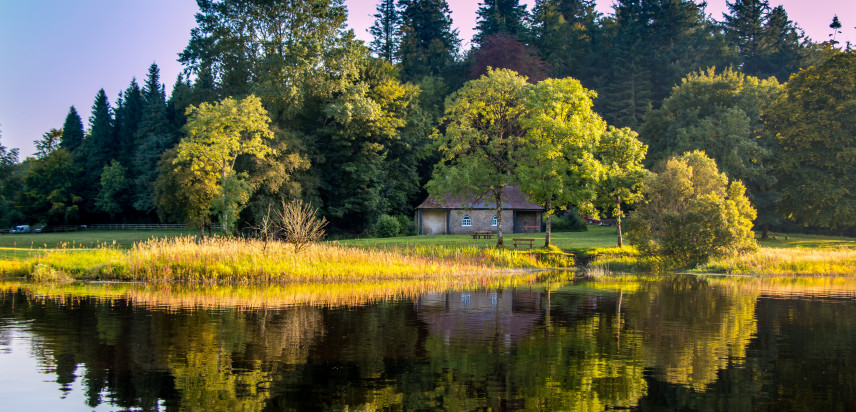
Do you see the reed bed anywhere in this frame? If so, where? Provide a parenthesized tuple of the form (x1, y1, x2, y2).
(698, 247, 856, 276)
(1, 236, 544, 284)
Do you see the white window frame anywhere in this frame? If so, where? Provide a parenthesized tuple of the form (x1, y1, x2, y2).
(462, 215, 472, 227)
(491, 216, 498, 226)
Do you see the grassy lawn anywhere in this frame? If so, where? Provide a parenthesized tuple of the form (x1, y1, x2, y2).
(0, 229, 202, 259)
(338, 225, 621, 252)
(757, 232, 856, 249)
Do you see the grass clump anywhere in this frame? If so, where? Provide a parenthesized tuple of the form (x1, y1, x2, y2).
(698, 247, 856, 276)
(3, 236, 515, 284)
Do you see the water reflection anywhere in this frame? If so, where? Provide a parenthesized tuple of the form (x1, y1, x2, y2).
(1, 276, 855, 410)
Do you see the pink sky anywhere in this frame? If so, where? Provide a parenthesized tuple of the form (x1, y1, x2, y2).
(1, 0, 853, 157)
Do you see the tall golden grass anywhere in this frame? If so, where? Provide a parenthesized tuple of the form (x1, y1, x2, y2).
(699, 247, 856, 276)
(1, 236, 560, 284)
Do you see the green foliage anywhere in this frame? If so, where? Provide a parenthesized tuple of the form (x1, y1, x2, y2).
(628, 151, 758, 267)
(369, 0, 401, 61)
(155, 149, 219, 234)
(397, 0, 460, 81)
(374, 214, 401, 238)
(95, 160, 130, 219)
(59, 106, 84, 153)
(551, 209, 587, 232)
(516, 76, 606, 246)
(34, 128, 62, 159)
(428, 68, 530, 246)
(0, 131, 23, 227)
(394, 215, 415, 236)
(595, 126, 648, 246)
(641, 67, 783, 237)
(19, 149, 81, 225)
(177, 95, 276, 234)
(473, 0, 529, 46)
(768, 52, 856, 230)
(77, 89, 116, 216)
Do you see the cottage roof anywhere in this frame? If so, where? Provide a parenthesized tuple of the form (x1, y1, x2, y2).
(416, 186, 544, 211)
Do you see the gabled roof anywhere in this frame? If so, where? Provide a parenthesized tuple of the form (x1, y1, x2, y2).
(416, 186, 544, 211)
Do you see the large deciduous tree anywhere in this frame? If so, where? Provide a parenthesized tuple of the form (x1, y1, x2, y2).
(428, 68, 529, 247)
(176, 95, 275, 234)
(595, 126, 648, 247)
(34, 128, 62, 159)
(640, 67, 783, 238)
(628, 151, 757, 267)
(767, 52, 856, 230)
(516, 77, 606, 247)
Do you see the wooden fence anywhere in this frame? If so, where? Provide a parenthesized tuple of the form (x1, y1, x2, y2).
(87, 224, 188, 230)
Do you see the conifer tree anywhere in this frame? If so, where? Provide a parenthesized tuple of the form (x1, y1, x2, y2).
(473, 0, 529, 46)
(722, 0, 805, 80)
(77, 89, 116, 215)
(133, 63, 172, 215)
(114, 79, 144, 168)
(530, 0, 599, 80)
(60, 106, 84, 153)
(369, 0, 401, 61)
(397, 0, 460, 81)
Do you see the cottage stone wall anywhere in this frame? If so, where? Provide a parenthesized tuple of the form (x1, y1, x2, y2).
(420, 210, 447, 235)
(449, 209, 513, 234)
(514, 211, 541, 232)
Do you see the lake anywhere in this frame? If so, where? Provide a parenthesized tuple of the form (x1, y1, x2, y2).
(1, 275, 854, 410)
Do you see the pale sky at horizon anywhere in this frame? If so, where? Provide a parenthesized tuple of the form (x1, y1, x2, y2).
(1, 0, 854, 158)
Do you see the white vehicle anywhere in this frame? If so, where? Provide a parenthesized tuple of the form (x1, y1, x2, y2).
(10, 225, 30, 233)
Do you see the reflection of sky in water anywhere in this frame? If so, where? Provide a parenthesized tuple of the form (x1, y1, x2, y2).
(0, 322, 121, 411)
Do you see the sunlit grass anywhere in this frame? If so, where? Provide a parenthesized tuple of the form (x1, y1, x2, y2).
(698, 247, 856, 276)
(1, 236, 562, 284)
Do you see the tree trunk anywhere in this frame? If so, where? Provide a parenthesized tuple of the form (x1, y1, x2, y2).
(761, 222, 769, 239)
(616, 194, 624, 248)
(221, 167, 228, 233)
(495, 191, 504, 247)
(544, 199, 552, 248)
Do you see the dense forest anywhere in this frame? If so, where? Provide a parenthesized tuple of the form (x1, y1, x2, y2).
(0, 0, 853, 236)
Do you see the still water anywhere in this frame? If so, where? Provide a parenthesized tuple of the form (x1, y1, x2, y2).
(1, 275, 855, 411)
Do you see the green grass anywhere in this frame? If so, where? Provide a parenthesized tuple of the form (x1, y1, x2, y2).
(756, 232, 856, 249)
(339, 225, 620, 252)
(0, 229, 201, 250)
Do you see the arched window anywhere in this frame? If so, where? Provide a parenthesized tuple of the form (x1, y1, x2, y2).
(462, 215, 471, 227)
(491, 216, 498, 226)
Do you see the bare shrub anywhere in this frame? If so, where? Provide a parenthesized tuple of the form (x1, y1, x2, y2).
(276, 199, 328, 252)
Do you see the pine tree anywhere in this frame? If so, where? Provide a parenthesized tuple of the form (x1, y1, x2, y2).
(114, 79, 144, 168)
(133, 63, 172, 215)
(397, 0, 460, 81)
(369, 0, 401, 61)
(723, 0, 806, 81)
(530, 0, 599, 80)
(60, 106, 84, 153)
(829, 15, 842, 46)
(77, 89, 116, 215)
(473, 0, 529, 46)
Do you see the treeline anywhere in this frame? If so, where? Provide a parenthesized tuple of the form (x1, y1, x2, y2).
(0, 0, 853, 236)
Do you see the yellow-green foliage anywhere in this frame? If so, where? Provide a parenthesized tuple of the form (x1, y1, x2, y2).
(699, 247, 856, 276)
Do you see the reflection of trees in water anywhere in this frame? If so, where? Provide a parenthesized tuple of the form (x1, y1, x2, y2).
(0, 290, 325, 411)
(618, 276, 759, 392)
(3, 277, 853, 410)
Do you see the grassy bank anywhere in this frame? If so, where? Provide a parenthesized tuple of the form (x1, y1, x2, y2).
(0, 229, 200, 259)
(0, 236, 563, 284)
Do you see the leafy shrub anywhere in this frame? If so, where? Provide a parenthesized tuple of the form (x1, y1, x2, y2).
(628, 151, 757, 267)
(395, 215, 415, 236)
(551, 209, 587, 232)
(374, 215, 400, 238)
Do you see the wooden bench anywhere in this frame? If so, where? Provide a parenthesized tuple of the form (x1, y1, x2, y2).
(522, 225, 539, 233)
(513, 238, 535, 249)
(472, 232, 494, 239)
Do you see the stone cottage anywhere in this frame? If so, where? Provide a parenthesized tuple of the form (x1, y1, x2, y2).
(415, 186, 544, 235)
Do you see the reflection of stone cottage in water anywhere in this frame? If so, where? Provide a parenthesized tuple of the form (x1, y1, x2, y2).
(415, 186, 544, 235)
(415, 290, 544, 347)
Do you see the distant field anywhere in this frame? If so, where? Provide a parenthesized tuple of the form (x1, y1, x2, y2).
(337, 225, 620, 252)
(757, 232, 856, 249)
(0, 229, 201, 259)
